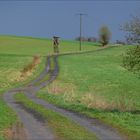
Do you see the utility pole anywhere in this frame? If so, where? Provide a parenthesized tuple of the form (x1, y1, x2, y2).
(76, 13, 87, 51)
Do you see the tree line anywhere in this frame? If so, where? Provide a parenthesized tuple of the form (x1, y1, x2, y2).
(75, 26, 112, 47)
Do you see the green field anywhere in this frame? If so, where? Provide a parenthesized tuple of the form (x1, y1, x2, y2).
(0, 35, 98, 139)
(0, 35, 98, 56)
(0, 35, 97, 91)
(0, 35, 140, 140)
(37, 46, 140, 140)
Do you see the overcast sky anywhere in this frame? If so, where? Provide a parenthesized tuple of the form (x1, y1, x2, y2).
(0, 0, 140, 41)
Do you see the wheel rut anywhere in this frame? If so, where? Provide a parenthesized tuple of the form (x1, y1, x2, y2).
(4, 50, 125, 140)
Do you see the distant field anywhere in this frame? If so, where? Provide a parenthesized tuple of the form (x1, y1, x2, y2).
(38, 46, 140, 140)
(0, 35, 98, 91)
(0, 35, 98, 55)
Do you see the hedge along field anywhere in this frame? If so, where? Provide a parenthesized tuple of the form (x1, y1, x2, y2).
(37, 45, 140, 140)
(0, 35, 98, 139)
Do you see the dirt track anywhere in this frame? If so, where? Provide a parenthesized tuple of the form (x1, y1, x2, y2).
(4, 50, 125, 140)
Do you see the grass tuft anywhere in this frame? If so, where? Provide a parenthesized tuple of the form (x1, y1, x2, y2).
(20, 55, 41, 78)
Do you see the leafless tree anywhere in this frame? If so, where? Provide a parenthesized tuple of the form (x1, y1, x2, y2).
(121, 15, 140, 45)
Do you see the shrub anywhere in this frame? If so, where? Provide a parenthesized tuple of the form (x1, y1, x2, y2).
(123, 46, 140, 75)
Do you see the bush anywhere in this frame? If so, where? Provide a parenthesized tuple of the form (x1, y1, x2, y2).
(123, 46, 140, 75)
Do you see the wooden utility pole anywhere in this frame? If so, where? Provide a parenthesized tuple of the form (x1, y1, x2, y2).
(77, 13, 87, 51)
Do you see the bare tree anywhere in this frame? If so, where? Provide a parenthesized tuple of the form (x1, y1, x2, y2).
(121, 15, 140, 44)
(99, 26, 111, 47)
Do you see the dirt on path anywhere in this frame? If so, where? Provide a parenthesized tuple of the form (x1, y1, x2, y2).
(4, 49, 125, 140)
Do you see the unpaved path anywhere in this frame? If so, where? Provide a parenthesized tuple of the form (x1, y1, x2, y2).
(25, 90, 123, 140)
(4, 57, 56, 140)
(4, 49, 125, 140)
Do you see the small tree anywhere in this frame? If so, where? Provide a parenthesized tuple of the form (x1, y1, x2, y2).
(99, 26, 111, 47)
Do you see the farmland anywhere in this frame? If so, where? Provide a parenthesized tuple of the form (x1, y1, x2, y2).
(0, 35, 140, 140)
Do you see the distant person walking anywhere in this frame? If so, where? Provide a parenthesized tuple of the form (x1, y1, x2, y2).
(53, 36, 60, 53)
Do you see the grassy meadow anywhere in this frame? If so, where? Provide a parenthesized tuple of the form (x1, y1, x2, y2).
(37, 46, 140, 140)
(0, 35, 97, 139)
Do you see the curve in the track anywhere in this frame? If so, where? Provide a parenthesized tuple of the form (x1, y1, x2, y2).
(4, 57, 56, 140)
(4, 48, 125, 140)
